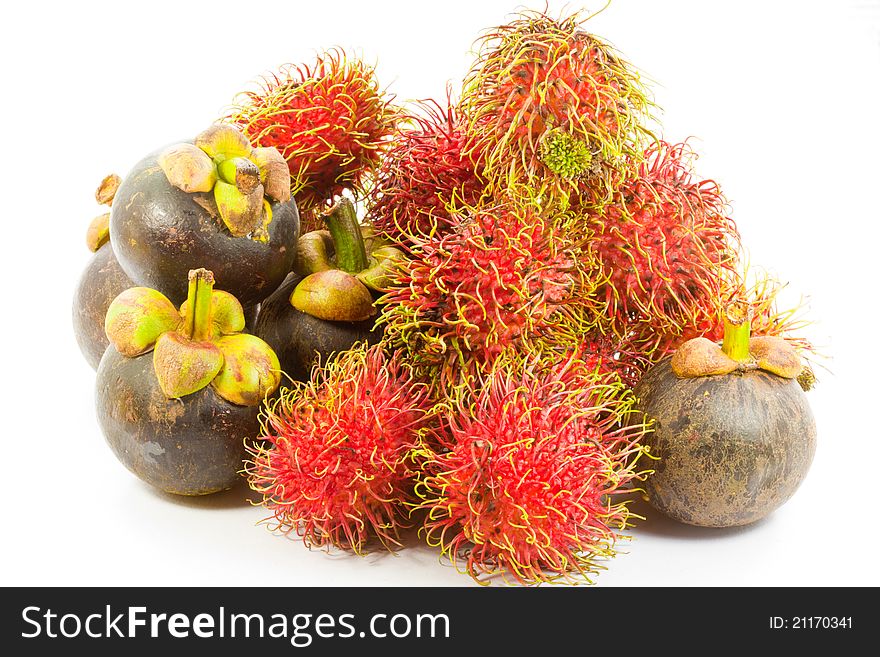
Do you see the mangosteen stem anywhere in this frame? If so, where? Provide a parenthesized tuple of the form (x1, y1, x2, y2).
(322, 197, 368, 273)
(183, 269, 216, 342)
(721, 300, 752, 363)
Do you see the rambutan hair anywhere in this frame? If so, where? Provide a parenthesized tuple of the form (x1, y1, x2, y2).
(245, 344, 432, 552)
(545, 296, 651, 390)
(413, 348, 650, 585)
(576, 332, 648, 390)
(369, 91, 486, 245)
(229, 48, 399, 223)
(461, 7, 653, 209)
(585, 140, 740, 354)
(378, 201, 581, 388)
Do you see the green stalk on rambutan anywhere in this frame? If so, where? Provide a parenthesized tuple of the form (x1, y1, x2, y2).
(461, 7, 653, 210)
(413, 347, 650, 585)
(228, 49, 399, 229)
(245, 343, 433, 552)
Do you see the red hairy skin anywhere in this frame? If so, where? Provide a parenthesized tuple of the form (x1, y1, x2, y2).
(578, 332, 647, 390)
(585, 141, 740, 354)
(378, 203, 579, 389)
(245, 344, 432, 552)
(544, 299, 650, 390)
(370, 94, 486, 245)
(461, 8, 653, 209)
(414, 349, 649, 585)
(229, 49, 399, 226)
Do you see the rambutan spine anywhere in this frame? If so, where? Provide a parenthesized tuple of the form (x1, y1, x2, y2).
(413, 348, 650, 585)
(369, 91, 486, 245)
(245, 343, 432, 553)
(228, 48, 399, 227)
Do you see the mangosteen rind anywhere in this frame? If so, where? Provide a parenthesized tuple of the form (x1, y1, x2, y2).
(254, 273, 382, 382)
(96, 347, 260, 495)
(634, 359, 817, 527)
(110, 148, 299, 307)
(72, 243, 135, 370)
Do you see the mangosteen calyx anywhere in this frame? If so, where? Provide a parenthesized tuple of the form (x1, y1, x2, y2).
(86, 173, 122, 252)
(290, 197, 404, 322)
(671, 300, 804, 380)
(104, 268, 281, 406)
(157, 124, 291, 241)
(95, 173, 122, 206)
(86, 213, 111, 252)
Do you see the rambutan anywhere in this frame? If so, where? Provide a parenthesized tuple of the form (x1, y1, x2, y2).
(544, 296, 650, 390)
(229, 49, 398, 226)
(413, 349, 649, 585)
(461, 8, 653, 209)
(584, 140, 740, 353)
(378, 202, 581, 387)
(577, 332, 647, 390)
(369, 93, 486, 244)
(245, 344, 431, 552)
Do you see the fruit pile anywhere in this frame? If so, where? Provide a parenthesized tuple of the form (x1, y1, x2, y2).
(73, 7, 818, 585)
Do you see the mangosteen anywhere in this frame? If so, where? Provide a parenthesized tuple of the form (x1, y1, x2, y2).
(255, 273, 382, 381)
(110, 124, 299, 306)
(633, 301, 817, 527)
(73, 175, 260, 369)
(73, 175, 134, 370)
(253, 197, 397, 381)
(74, 242, 133, 370)
(96, 268, 281, 495)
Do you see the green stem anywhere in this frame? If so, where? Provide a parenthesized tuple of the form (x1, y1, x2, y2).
(322, 197, 368, 273)
(721, 300, 752, 363)
(183, 268, 216, 341)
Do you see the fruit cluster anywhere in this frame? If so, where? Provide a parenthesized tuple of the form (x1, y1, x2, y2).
(74, 7, 817, 585)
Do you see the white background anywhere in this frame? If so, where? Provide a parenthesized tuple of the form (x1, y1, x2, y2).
(2, 0, 878, 588)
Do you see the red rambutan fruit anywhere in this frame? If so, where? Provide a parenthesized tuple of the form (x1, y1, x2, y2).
(229, 49, 399, 224)
(577, 332, 647, 390)
(461, 8, 653, 209)
(585, 140, 740, 354)
(369, 93, 486, 244)
(543, 296, 651, 390)
(414, 349, 649, 585)
(245, 344, 432, 552)
(378, 202, 581, 387)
